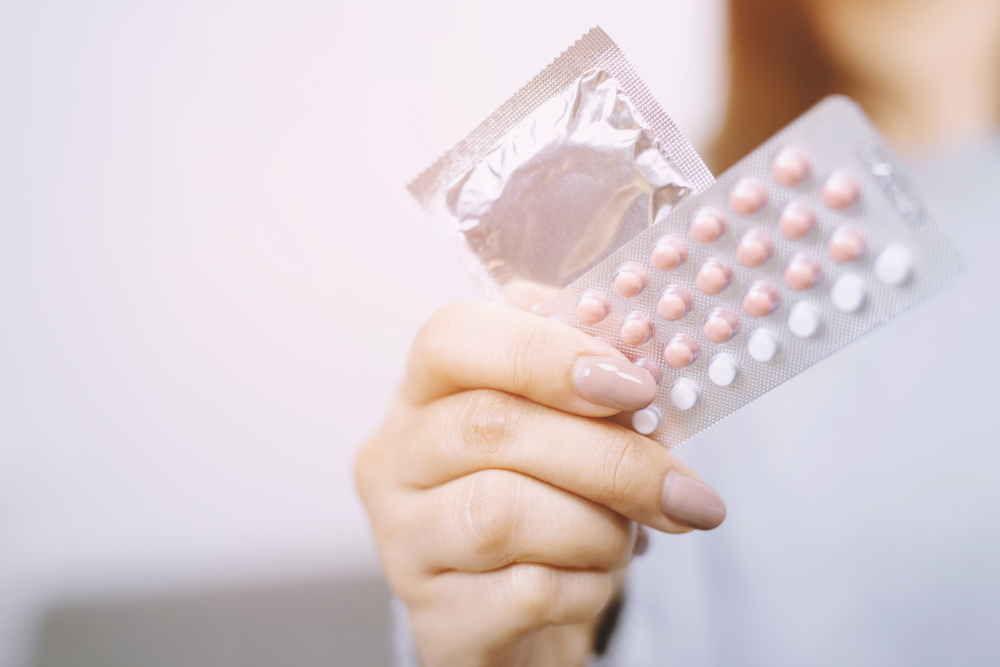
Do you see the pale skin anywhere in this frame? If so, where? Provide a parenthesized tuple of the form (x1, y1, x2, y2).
(357, 2, 1000, 665)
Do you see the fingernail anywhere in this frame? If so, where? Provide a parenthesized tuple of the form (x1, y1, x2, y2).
(661, 471, 727, 530)
(633, 525, 650, 556)
(572, 356, 657, 410)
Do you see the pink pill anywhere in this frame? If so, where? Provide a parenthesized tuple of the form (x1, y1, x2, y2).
(688, 207, 727, 244)
(742, 281, 781, 317)
(827, 225, 866, 263)
(656, 285, 693, 321)
(703, 308, 740, 344)
(771, 146, 811, 186)
(620, 311, 655, 346)
(575, 290, 610, 324)
(663, 333, 700, 369)
(633, 358, 662, 385)
(736, 229, 774, 268)
(696, 259, 733, 295)
(729, 177, 768, 216)
(650, 235, 689, 271)
(821, 169, 860, 209)
(612, 263, 648, 298)
(784, 254, 822, 291)
(778, 201, 817, 239)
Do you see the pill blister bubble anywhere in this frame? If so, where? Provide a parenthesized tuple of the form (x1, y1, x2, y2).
(747, 328, 781, 362)
(696, 259, 733, 295)
(787, 301, 822, 338)
(875, 244, 914, 285)
(657, 285, 693, 321)
(669, 378, 701, 410)
(778, 201, 817, 239)
(831, 274, 867, 312)
(729, 177, 768, 215)
(575, 290, 610, 324)
(784, 254, 823, 291)
(632, 405, 662, 434)
(619, 311, 654, 346)
(612, 263, 648, 298)
(703, 308, 740, 343)
(742, 281, 781, 317)
(650, 235, 689, 272)
(663, 333, 699, 369)
(736, 229, 774, 268)
(821, 169, 860, 209)
(688, 207, 726, 244)
(827, 225, 867, 263)
(771, 146, 811, 186)
(708, 353, 740, 386)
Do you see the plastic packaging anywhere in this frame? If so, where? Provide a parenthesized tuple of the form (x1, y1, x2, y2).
(407, 27, 714, 311)
(536, 96, 962, 449)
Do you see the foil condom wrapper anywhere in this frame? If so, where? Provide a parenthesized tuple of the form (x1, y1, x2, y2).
(408, 27, 715, 310)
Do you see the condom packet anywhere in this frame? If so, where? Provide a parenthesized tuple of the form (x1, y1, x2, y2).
(408, 27, 715, 311)
(536, 96, 963, 449)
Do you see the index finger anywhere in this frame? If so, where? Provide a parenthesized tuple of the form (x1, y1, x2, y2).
(402, 302, 657, 418)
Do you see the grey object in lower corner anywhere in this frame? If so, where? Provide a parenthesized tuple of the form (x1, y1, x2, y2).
(27, 575, 393, 667)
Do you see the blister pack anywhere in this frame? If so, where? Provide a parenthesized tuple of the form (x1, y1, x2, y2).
(408, 27, 714, 311)
(536, 96, 962, 449)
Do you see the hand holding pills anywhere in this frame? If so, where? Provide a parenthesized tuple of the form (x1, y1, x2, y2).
(355, 303, 726, 667)
(397, 26, 964, 666)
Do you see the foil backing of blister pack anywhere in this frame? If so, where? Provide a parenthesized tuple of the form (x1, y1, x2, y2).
(408, 27, 714, 310)
(537, 96, 963, 449)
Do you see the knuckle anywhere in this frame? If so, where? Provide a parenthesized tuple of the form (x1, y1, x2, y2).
(596, 430, 649, 499)
(458, 390, 530, 458)
(506, 319, 551, 392)
(506, 568, 612, 628)
(409, 307, 455, 377)
(559, 573, 613, 624)
(460, 471, 521, 560)
(421, 303, 467, 338)
(410, 303, 477, 381)
(509, 566, 558, 625)
(599, 517, 635, 567)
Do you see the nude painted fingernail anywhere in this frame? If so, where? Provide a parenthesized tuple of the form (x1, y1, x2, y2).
(633, 525, 650, 557)
(572, 356, 657, 410)
(661, 471, 727, 530)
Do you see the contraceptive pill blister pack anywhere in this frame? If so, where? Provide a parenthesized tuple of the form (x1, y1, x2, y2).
(536, 96, 963, 448)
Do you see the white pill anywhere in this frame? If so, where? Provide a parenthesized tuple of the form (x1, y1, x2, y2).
(669, 378, 701, 411)
(748, 329, 781, 362)
(787, 302, 821, 338)
(875, 244, 914, 285)
(708, 353, 740, 386)
(831, 274, 867, 312)
(632, 405, 662, 435)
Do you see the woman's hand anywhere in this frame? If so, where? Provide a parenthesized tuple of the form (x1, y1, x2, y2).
(355, 302, 726, 667)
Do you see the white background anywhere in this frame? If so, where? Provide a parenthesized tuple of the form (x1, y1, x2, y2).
(0, 1, 726, 663)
